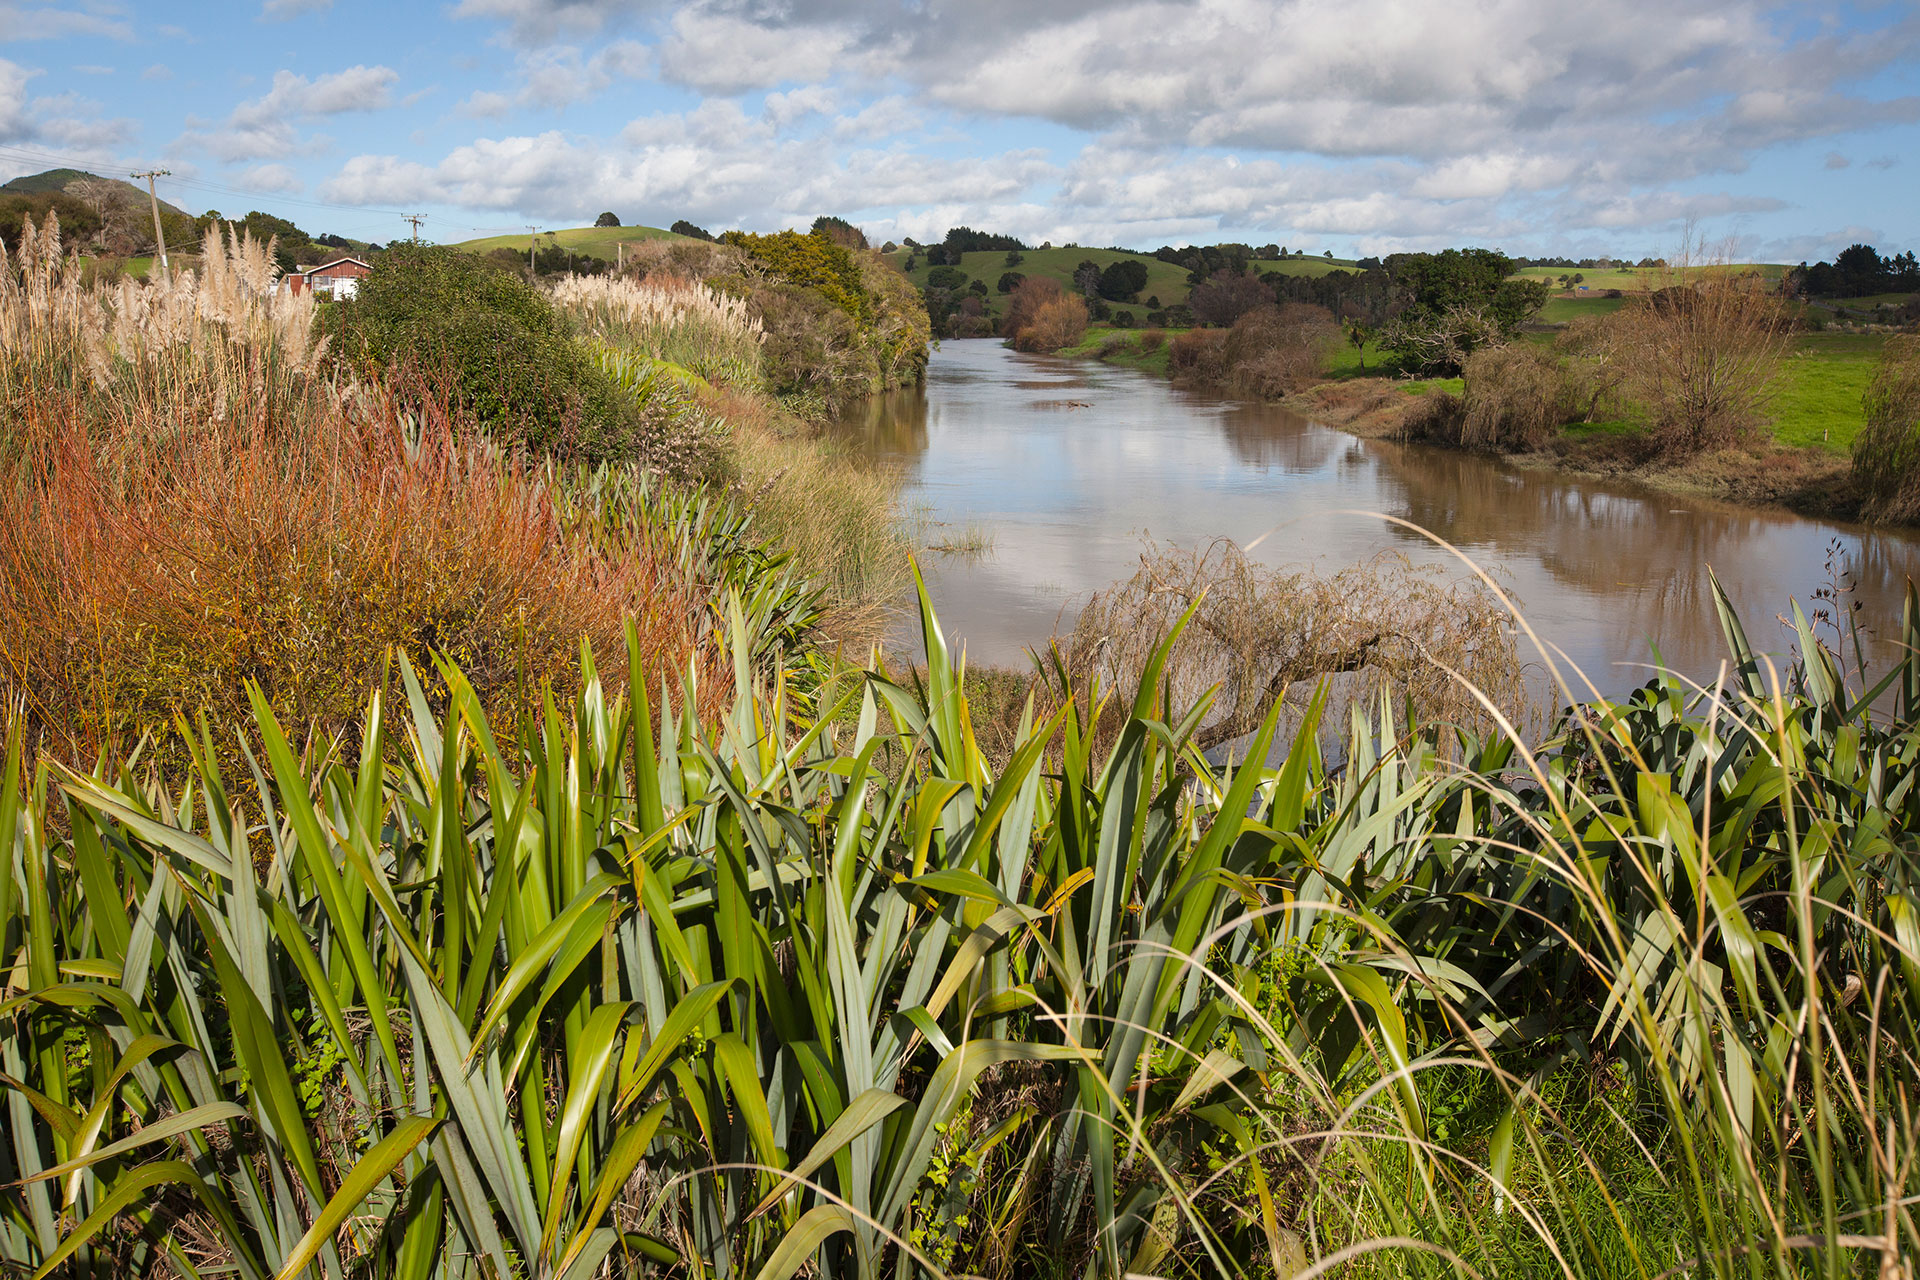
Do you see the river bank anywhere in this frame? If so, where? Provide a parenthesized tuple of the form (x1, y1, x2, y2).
(1063, 324, 1876, 525)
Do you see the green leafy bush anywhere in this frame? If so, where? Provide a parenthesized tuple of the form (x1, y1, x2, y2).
(324, 243, 642, 461)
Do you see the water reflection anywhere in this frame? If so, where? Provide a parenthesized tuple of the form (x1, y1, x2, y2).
(833, 340, 1920, 697)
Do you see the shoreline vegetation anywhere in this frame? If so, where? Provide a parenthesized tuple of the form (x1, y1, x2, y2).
(12, 200, 1920, 1280)
(875, 227, 1914, 527)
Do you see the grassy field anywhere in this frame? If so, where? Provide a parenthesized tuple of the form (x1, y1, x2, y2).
(1536, 293, 1630, 323)
(447, 223, 691, 259)
(1770, 332, 1885, 450)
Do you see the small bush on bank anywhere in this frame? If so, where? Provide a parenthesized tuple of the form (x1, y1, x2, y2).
(1458, 342, 1580, 450)
(324, 243, 643, 462)
(1169, 326, 1229, 379)
(1002, 278, 1087, 352)
(1851, 335, 1920, 521)
(1221, 302, 1341, 397)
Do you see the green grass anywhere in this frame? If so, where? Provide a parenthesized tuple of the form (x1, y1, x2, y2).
(1770, 331, 1886, 450)
(1537, 294, 1628, 324)
(447, 223, 692, 259)
(880, 246, 1193, 320)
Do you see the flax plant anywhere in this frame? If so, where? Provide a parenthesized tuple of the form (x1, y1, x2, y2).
(5, 567, 1920, 1280)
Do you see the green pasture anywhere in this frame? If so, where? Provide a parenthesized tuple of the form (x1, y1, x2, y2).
(447, 224, 691, 260)
(1770, 332, 1885, 450)
(1537, 294, 1629, 324)
(880, 246, 1193, 318)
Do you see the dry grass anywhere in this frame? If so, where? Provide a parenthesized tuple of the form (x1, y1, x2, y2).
(1061, 539, 1530, 752)
(1849, 334, 1920, 522)
(1458, 342, 1578, 450)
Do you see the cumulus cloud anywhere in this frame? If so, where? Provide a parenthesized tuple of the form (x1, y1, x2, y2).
(0, 58, 37, 142)
(237, 162, 304, 192)
(199, 65, 401, 161)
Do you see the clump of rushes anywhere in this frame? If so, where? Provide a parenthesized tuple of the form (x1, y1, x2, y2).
(8, 567, 1920, 1280)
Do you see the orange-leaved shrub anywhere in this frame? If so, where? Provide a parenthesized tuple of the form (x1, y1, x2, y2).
(1002, 276, 1089, 352)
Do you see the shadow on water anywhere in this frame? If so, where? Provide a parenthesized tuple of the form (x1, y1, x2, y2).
(836, 339, 1920, 699)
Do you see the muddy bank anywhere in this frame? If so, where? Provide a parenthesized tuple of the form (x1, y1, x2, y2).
(1278, 377, 1864, 524)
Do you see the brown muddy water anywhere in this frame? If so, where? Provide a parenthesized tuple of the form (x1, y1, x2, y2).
(835, 340, 1920, 702)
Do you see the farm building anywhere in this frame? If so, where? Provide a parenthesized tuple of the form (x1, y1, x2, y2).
(285, 256, 371, 299)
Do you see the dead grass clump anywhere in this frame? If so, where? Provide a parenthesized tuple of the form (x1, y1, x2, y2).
(1458, 342, 1579, 450)
(1013, 295, 1089, 353)
(1169, 328, 1229, 380)
(1850, 335, 1920, 522)
(1222, 303, 1342, 398)
(1063, 540, 1528, 752)
(0, 389, 721, 770)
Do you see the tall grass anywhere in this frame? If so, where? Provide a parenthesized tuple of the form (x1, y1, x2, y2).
(551, 275, 765, 390)
(0, 214, 322, 455)
(7, 564, 1920, 1279)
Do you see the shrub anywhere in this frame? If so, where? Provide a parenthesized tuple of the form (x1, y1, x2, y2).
(1188, 268, 1273, 326)
(1138, 328, 1166, 352)
(1851, 335, 1920, 521)
(720, 228, 870, 319)
(926, 265, 968, 291)
(1168, 327, 1229, 379)
(1612, 257, 1790, 455)
(999, 276, 1060, 341)
(1011, 294, 1087, 352)
(595, 211, 621, 226)
(1220, 302, 1341, 397)
(323, 243, 643, 462)
(0, 391, 723, 769)
(1458, 342, 1580, 449)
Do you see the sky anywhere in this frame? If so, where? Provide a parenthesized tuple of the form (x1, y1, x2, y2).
(1, 0, 1916, 261)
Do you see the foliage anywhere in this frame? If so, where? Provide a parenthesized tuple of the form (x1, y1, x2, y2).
(1096, 258, 1147, 302)
(1793, 242, 1920, 298)
(0, 190, 101, 254)
(1849, 335, 1920, 521)
(1219, 303, 1341, 397)
(721, 228, 870, 320)
(596, 211, 622, 227)
(671, 219, 715, 242)
(811, 216, 869, 251)
(1380, 249, 1549, 375)
(10, 568, 1920, 1280)
(1002, 276, 1087, 352)
(925, 265, 968, 292)
(323, 243, 644, 462)
(1614, 269, 1792, 454)
(1188, 270, 1274, 327)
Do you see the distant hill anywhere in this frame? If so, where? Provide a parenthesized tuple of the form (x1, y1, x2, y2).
(448, 225, 691, 258)
(1, 168, 194, 219)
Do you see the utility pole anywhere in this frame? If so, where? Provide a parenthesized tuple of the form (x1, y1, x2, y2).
(403, 213, 425, 243)
(527, 226, 538, 274)
(131, 168, 171, 271)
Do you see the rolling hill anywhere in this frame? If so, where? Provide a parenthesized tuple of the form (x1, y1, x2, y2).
(1, 168, 194, 219)
(447, 224, 691, 258)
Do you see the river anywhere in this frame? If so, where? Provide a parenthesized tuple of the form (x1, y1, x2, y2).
(835, 339, 1920, 702)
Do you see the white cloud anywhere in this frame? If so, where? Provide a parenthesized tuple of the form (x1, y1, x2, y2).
(459, 90, 513, 118)
(0, 59, 39, 142)
(0, 3, 134, 41)
(199, 65, 401, 161)
(262, 0, 332, 16)
(237, 162, 304, 192)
